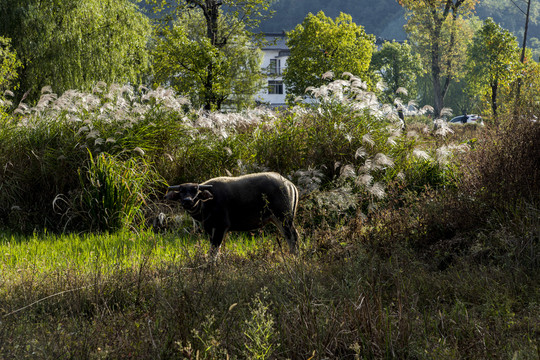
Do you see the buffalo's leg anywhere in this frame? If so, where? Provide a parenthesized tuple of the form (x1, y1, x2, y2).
(207, 226, 228, 259)
(274, 218, 299, 254)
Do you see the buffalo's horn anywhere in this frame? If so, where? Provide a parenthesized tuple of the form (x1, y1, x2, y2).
(167, 185, 182, 191)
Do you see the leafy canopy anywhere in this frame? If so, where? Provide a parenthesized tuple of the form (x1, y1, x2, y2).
(0, 36, 21, 95)
(283, 11, 375, 98)
(371, 40, 422, 104)
(148, 0, 272, 110)
(466, 18, 521, 117)
(0, 0, 151, 102)
(400, 0, 479, 116)
(152, 11, 265, 110)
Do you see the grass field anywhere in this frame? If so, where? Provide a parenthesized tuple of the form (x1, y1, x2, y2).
(0, 81, 538, 358)
(1, 224, 538, 359)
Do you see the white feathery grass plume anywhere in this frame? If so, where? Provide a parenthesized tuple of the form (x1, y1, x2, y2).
(86, 130, 100, 139)
(376, 81, 387, 92)
(41, 85, 53, 94)
(93, 81, 107, 94)
(435, 146, 452, 165)
(13, 103, 29, 115)
(4, 90, 14, 97)
(340, 164, 356, 179)
(134, 147, 145, 156)
(433, 119, 454, 137)
(355, 147, 367, 159)
(322, 71, 334, 80)
(374, 153, 394, 168)
(396, 87, 408, 96)
(369, 182, 386, 200)
(36, 93, 57, 111)
(407, 130, 418, 138)
(407, 99, 418, 109)
(359, 159, 373, 173)
(76, 126, 90, 135)
(421, 105, 434, 115)
(440, 107, 453, 117)
(362, 133, 375, 147)
(413, 149, 431, 161)
(356, 174, 373, 187)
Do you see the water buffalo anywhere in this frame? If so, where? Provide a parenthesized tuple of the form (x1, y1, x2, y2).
(165, 172, 299, 257)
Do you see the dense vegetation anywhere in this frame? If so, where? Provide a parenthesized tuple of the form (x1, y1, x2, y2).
(0, 79, 538, 358)
(0, 0, 539, 358)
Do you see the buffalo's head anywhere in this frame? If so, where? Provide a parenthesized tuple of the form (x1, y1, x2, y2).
(165, 183, 213, 210)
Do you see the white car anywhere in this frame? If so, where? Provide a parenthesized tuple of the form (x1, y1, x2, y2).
(449, 114, 483, 124)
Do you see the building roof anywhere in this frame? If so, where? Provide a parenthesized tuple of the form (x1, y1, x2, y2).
(260, 32, 288, 51)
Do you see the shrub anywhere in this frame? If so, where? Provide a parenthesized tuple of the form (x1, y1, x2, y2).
(74, 152, 164, 231)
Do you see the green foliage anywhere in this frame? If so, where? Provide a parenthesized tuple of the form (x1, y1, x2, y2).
(0, 36, 21, 94)
(401, 0, 479, 116)
(371, 40, 422, 104)
(152, 11, 265, 110)
(77, 152, 163, 232)
(243, 288, 278, 360)
(147, 0, 273, 32)
(466, 18, 521, 118)
(0, 79, 539, 359)
(148, 0, 272, 110)
(283, 11, 376, 98)
(0, 0, 151, 102)
(0, 84, 190, 232)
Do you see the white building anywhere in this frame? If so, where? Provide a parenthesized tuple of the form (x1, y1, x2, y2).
(256, 33, 290, 108)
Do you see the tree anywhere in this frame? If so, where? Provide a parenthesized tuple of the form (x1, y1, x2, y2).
(152, 11, 265, 110)
(467, 18, 520, 118)
(513, 0, 533, 112)
(399, 0, 479, 116)
(0, 36, 21, 94)
(148, 0, 272, 110)
(370, 40, 422, 104)
(283, 11, 375, 98)
(0, 0, 151, 102)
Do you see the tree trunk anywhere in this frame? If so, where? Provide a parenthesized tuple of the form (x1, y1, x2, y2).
(431, 12, 444, 117)
(514, 0, 531, 113)
(193, 0, 222, 110)
(491, 81, 498, 118)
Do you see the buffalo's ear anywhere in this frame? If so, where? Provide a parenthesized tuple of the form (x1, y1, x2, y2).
(198, 190, 214, 202)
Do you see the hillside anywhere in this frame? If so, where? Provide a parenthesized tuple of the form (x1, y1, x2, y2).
(257, 0, 407, 40)
(139, 0, 540, 46)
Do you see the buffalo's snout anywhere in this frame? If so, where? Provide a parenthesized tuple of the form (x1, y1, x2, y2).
(165, 184, 203, 210)
(180, 196, 196, 208)
(164, 191, 179, 202)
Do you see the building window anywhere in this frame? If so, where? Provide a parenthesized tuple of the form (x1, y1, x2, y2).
(269, 59, 281, 75)
(268, 80, 283, 94)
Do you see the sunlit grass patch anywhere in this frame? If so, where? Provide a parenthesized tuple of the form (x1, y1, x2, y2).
(0, 230, 201, 276)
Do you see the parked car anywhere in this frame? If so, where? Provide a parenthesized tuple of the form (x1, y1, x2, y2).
(449, 114, 483, 124)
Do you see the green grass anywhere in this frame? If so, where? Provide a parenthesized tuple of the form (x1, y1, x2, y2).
(0, 81, 538, 358)
(0, 229, 295, 277)
(0, 227, 538, 359)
